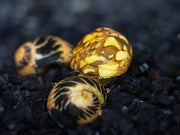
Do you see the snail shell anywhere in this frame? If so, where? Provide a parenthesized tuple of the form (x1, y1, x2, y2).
(70, 27, 133, 79)
(14, 35, 72, 76)
(47, 76, 107, 127)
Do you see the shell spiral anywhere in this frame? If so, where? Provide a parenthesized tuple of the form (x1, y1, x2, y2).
(70, 27, 133, 79)
(47, 76, 107, 127)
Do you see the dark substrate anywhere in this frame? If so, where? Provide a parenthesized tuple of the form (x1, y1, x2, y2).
(0, 0, 180, 135)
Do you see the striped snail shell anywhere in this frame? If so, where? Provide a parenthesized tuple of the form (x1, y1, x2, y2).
(70, 27, 133, 79)
(47, 76, 107, 127)
(14, 35, 72, 76)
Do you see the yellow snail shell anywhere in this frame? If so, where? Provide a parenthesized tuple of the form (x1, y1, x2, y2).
(70, 27, 133, 79)
(14, 35, 72, 76)
(47, 76, 107, 127)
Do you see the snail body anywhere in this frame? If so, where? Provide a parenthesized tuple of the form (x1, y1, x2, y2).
(70, 27, 133, 79)
(14, 35, 72, 76)
(47, 76, 107, 127)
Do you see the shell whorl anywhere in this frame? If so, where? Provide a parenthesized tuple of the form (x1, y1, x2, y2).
(47, 76, 107, 127)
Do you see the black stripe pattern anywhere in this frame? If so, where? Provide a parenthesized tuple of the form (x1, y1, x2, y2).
(48, 76, 107, 126)
(34, 36, 64, 66)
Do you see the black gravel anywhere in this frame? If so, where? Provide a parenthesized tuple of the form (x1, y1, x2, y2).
(0, 0, 180, 135)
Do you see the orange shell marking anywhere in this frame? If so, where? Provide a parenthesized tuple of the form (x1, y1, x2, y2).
(14, 42, 36, 76)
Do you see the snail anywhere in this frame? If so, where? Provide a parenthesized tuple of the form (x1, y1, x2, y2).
(70, 27, 133, 79)
(47, 76, 107, 127)
(14, 35, 72, 76)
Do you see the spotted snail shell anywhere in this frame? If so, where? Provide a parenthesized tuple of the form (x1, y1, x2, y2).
(47, 76, 107, 127)
(14, 35, 72, 76)
(70, 27, 133, 79)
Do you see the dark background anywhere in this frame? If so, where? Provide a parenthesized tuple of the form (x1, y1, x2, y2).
(0, 0, 180, 135)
